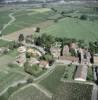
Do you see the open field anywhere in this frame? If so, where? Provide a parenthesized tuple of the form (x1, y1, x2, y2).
(39, 65, 65, 93)
(8, 85, 51, 100)
(0, 70, 27, 95)
(8, 64, 93, 100)
(0, 5, 98, 43)
(87, 66, 94, 82)
(62, 65, 76, 80)
(0, 8, 55, 35)
(0, 10, 12, 27)
(0, 49, 29, 96)
(0, 82, 26, 100)
(53, 81, 93, 100)
(0, 4, 97, 100)
(42, 17, 98, 42)
(0, 39, 11, 47)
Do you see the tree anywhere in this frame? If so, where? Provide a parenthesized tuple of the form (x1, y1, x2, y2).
(24, 62, 39, 75)
(40, 53, 54, 65)
(80, 15, 87, 20)
(78, 40, 86, 48)
(34, 34, 55, 53)
(60, 40, 64, 56)
(51, 8, 57, 12)
(18, 34, 24, 42)
(35, 27, 40, 33)
(60, 38, 71, 56)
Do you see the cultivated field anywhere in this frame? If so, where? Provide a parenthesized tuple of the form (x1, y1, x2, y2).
(0, 4, 97, 100)
(8, 85, 51, 100)
(0, 7, 54, 35)
(39, 65, 65, 93)
(0, 48, 29, 98)
(0, 71, 27, 95)
(0, 5, 98, 43)
(53, 81, 93, 100)
(42, 17, 98, 42)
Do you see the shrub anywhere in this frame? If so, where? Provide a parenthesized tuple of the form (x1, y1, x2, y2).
(8, 63, 19, 68)
(24, 62, 41, 76)
(70, 48, 76, 56)
(80, 15, 88, 20)
(26, 77, 33, 83)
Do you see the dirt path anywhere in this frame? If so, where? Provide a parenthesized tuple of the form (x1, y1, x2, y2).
(3, 27, 36, 41)
(2, 20, 53, 41)
(0, 13, 16, 35)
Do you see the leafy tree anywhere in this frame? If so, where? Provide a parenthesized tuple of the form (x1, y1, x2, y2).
(26, 77, 33, 83)
(80, 15, 87, 20)
(78, 40, 86, 48)
(40, 53, 53, 61)
(54, 19, 59, 23)
(26, 52, 31, 58)
(18, 34, 24, 42)
(35, 27, 40, 32)
(24, 62, 39, 75)
(40, 53, 54, 65)
(35, 34, 55, 53)
(69, 48, 76, 56)
(60, 40, 64, 56)
(51, 8, 57, 12)
(8, 41, 20, 50)
(60, 38, 71, 56)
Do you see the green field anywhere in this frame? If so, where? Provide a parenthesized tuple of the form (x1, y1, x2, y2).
(0, 8, 55, 35)
(39, 65, 66, 93)
(62, 65, 76, 80)
(41, 17, 98, 42)
(0, 39, 11, 47)
(53, 81, 93, 100)
(0, 49, 29, 97)
(0, 10, 12, 27)
(8, 85, 51, 100)
(0, 5, 98, 43)
(0, 5, 96, 100)
(0, 83, 26, 100)
(0, 71, 27, 94)
(87, 66, 94, 81)
(8, 64, 93, 100)
(8, 82, 93, 100)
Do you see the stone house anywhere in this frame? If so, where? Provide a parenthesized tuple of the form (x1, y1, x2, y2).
(39, 60, 49, 69)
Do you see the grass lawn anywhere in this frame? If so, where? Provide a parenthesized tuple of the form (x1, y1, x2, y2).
(0, 39, 11, 47)
(41, 17, 98, 42)
(53, 81, 93, 100)
(87, 66, 94, 82)
(39, 65, 65, 93)
(1, 8, 55, 35)
(0, 49, 29, 97)
(0, 10, 12, 26)
(8, 85, 51, 100)
(0, 70, 27, 94)
(62, 65, 76, 80)
(0, 83, 27, 100)
(0, 49, 18, 69)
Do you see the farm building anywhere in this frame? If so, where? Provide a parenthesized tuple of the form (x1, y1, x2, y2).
(39, 60, 49, 69)
(74, 65, 88, 81)
(50, 47, 60, 58)
(16, 46, 26, 66)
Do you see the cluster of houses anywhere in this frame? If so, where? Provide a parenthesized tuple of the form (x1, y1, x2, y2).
(14, 46, 49, 69)
(4, 34, 97, 82)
